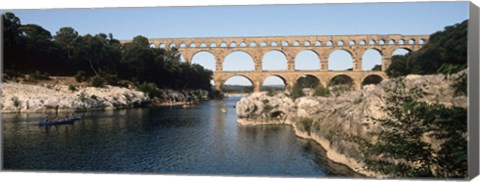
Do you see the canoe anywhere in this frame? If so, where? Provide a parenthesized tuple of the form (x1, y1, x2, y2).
(38, 116, 81, 126)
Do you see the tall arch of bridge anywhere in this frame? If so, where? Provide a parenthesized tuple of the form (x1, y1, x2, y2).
(122, 34, 429, 93)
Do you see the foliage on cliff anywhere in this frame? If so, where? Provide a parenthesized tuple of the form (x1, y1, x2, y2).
(386, 20, 467, 77)
(352, 78, 467, 178)
(2, 12, 213, 92)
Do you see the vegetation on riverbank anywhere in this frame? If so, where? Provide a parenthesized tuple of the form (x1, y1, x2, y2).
(352, 19, 468, 178)
(2, 12, 219, 99)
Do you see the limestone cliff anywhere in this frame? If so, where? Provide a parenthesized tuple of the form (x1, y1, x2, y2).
(236, 71, 467, 177)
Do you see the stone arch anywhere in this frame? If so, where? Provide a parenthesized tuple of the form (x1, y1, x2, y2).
(261, 41, 268, 47)
(349, 40, 355, 46)
(240, 42, 247, 47)
(221, 75, 255, 93)
(271, 41, 279, 47)
(191, 51, 216, 71)
(398, 39, 405, 45)
(293, 40, 300, 46)
(392, 48, 412, 56)
(230, 41, 237, 47)
(361, 74, 383, 86)
(408, 39, 415, 45)
(169, 43, 176, 48)
(149, 43, 156, 48)
(337, 40, 344, 46)
(304, 41, 311, 46)
(180, 43, 187, 48)
(282, 41, 289, 47)
(315, 41, 322, 46)
(189, 42, 196, 48)
(362, 48, 383, 71)
(369, 39, 376, 45)
(200, 42, 207, 48)
(223, 51, 255, 71)
(328, 74, 355, 92)
(159, 43, 166, 48)
(378, 39, 385, 45)
(359, 40, 366, 45)
(261, 75, 287, 92)
(220, 42, 227, 47)
(210, 42, 217, 47)
(295, 74, 322, 89)
(388, 39, 395, 45)
(328, 49, 354, 71)
(262, 50, 288, 70)
(250, 42, 257, 47)
(419, 39, 426, 44)
(295, 50, 321, 70)
(326, 40, 333, 46)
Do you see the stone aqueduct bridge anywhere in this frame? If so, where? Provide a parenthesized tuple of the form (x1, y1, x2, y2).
(127, 34, 429, 92)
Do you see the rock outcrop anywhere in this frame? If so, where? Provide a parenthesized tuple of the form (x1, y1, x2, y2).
(236, 71, 467, 177)
(1, 82, 150, 113)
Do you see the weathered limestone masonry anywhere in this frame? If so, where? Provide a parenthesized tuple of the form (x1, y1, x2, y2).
(122, 34, 429, 92)
(235, 71, 467, 177)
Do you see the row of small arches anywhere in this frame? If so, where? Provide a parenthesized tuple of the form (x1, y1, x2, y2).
(190, 48, 411, 71)
(153, 38, 426, 49)
(220, 74, 384, 91)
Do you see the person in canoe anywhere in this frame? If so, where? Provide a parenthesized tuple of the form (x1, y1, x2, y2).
(45, 115, 50, 123)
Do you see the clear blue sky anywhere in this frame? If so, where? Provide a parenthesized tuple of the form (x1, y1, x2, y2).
(4, 2, 469, 86)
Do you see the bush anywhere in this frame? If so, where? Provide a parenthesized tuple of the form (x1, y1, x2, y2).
(297, 118, 314, 134)
(290, 84, 305, 100)
(4, 69, 22, 79)
(90, 75, 105, 87)
(350, 78, 468, 178)
(138, 82, 161, 98)
(100, 71, 120, 86)
(452, 73, 467, 96)
(313, 85, 330, 97)
(68, 85, 77, 92)
(75, 71, 88, 82)
(208, 88, 223, 100)
(29, 70, 50, 80)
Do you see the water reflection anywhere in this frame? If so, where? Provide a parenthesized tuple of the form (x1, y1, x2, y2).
(2, 98, 358, 177)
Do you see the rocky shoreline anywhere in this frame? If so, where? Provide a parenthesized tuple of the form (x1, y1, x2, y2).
(1, 82, 209, 113)
(235, 72, 467, 178)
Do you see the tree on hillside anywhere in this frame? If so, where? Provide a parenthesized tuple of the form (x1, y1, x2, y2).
(386, 20, 468, 77)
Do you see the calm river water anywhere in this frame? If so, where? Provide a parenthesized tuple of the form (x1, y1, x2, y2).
(2, 97, 359, 177)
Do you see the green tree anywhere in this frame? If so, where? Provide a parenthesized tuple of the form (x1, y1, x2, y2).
(352, 78, 467, 178)
(386, 20, 467, 77)
(54, 27, 79, 60)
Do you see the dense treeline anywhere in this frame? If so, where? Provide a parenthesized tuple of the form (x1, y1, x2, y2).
(386, 20, 468, 77)
(2, 12, 213, 92)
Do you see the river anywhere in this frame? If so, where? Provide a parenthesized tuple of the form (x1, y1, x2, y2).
(2, 97, 359, 177)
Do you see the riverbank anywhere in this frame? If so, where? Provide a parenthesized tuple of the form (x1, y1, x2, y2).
(235, 71, 467, 178)
(1, 80, 209, 113)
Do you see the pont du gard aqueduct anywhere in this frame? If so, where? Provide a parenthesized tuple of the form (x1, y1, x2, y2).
(123, 34, 429, 92)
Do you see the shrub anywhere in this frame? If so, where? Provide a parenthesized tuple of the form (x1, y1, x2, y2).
(11, 96, 21, 108)
(90, 75, 105, 87)
(75, 71, 88, 82)
(138, 82, 161, 98)
(68, 85, 77, 92)
(29, 70, 50, 80)
(313, 85, 330, 97)
(297, 118, 314, 134)
(208, 88, 223, 100)
(452, 73, 467, 96)
(99, 71, 120, 86)
(290, 84, 305, 100)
